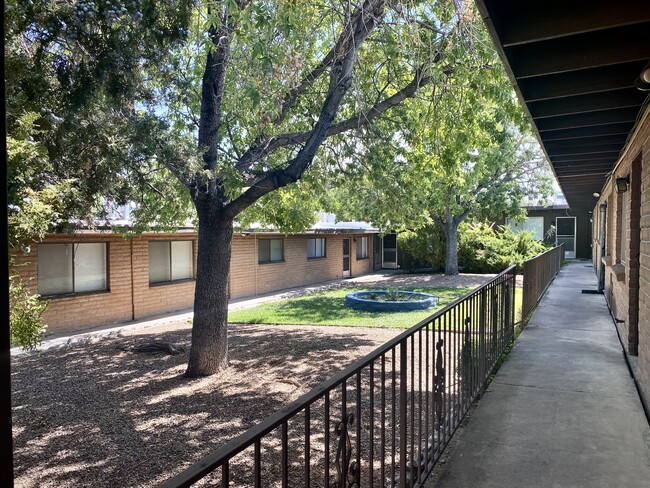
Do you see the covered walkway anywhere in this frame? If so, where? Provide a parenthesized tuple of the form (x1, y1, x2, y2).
(433, 262, 650, 487)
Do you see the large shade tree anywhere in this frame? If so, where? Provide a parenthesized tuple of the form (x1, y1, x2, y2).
(7, 0, 491, 376)
(320, 26, 553, 275)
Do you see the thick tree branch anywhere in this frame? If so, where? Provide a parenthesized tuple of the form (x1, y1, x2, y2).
(272, 48, 335, 125)
(235, 64, 436, 178)
(223, 0, 387, 219)
(198, 1, 250, 173)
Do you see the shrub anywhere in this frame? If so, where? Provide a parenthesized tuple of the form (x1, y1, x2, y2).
(10, 274, 48, 350)
(397, 226, 446, 272)
(458, 222, 549, 273)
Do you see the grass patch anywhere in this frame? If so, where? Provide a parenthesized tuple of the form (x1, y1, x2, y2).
(229, 286, 475, 329)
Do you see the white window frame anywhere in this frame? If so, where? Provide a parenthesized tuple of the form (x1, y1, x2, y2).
(307, 237, 326, 259)
(38, 242, 108, 296)
(356, 236, 369, 259)
(258, 238, 284, 264)
(148, 240, 195, 284)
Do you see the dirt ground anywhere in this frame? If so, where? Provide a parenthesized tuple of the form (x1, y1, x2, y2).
(12, 323, 405, 487)
(12, 272, 510, 487)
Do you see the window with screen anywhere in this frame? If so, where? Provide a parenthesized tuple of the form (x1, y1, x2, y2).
(356, 236, 368, 259)
(149, 241, 194, 284)
(307, 238, 326, 258)
(259, 238, 283, 263)
(38, 243, 107, 296)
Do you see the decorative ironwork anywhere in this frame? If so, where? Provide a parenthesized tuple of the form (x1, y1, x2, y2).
(461, 317, 473, 397)
(434, 338, 445, 428)
(160, 266, 518, 488)
(331, 413, 359, 488)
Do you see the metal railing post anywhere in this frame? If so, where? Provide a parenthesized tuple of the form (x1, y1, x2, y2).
(478, 287, 480, 397)
(399, 339, 408, 488)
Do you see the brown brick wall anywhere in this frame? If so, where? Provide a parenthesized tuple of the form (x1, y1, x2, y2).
(228, 233, 374, 299)
(11, 231, 377, 334)
(12, 234, 134, 334)
(131, 235, 197, 320)
(595, 104, 650, 402)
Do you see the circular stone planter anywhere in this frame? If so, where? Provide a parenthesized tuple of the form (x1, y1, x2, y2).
(345, 290, 438, 313)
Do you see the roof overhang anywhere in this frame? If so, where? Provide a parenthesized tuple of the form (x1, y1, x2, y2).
(474, 0, 650, 210)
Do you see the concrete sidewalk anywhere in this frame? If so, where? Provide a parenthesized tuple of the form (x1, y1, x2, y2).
(432, 262, 650, 487)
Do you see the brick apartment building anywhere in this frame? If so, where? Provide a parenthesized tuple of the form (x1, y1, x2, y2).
(11, 218, 381, 335)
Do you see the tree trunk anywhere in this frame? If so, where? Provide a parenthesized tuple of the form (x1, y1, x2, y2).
(444, 222, 460, 276)
(185, 205, 233, 377)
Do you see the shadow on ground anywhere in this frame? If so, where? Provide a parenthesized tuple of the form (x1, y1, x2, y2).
(12, 324, 399, 487)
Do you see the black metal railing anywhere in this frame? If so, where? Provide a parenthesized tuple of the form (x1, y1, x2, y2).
(522, 244, 564, 322)
(161, 266, 517, 488)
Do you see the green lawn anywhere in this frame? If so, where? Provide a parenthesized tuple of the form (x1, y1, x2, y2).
(228, 286, 476, 329)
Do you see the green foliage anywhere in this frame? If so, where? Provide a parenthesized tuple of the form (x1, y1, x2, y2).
(458, 222, 549, 273)
(227, 286, 473, 329)
(10, 274, 48, 350)
(5, 0, 197, 245)
(397, 226, 447, 272)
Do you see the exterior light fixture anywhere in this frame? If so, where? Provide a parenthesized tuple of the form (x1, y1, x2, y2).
(600, 202, 607, 210)
(593, 192, 600, 198)
(615, 176, 630, 193)
(635, 61, 650, 91)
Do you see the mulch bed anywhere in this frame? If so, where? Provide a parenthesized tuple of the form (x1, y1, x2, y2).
(12, 323, 402, 487)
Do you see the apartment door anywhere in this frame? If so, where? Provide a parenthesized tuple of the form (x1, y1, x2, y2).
(556, 216, 576, 258)
(343, 238, 351, 277)
(373, 235, 382, 270)
(382, 233, 398, 269)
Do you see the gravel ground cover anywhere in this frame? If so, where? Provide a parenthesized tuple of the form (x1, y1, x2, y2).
(12, 272, 514, 486)
(12, 324, 403, 487)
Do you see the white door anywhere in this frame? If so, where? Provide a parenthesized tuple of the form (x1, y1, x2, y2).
(556, 217, 576, 258)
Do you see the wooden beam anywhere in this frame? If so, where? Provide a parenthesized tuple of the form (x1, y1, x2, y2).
(492, 0, 650, 47)
(547, 143, 623, 157)
(545, 134, 628, 151)
(536, 107, 639, 131)
(506, 23, 650, 79)
(555, 166, 614, 176)
(519, 62, 643, 102)
(529, 89, 646, 119)
(551, 153, 618, 163)
(540, 123, 635, 141)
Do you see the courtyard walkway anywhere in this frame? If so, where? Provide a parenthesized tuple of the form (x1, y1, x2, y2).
(431, 262, 650, 487)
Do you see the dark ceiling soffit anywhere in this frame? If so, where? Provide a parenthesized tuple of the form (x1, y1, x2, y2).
(518, 62, 644, 102)
(528, 89, 647, 119)
(505, 23, 650, 79)
(474, 0, 650, 211)
(535, 107, 639, 132)
(540, 123, 635, 142)
(496, 0, 650, 47)
(544, 134, 628, 150)
(546, 143, 625, 158)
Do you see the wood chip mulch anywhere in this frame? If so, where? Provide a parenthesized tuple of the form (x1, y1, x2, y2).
(12, 323, 402, 487)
